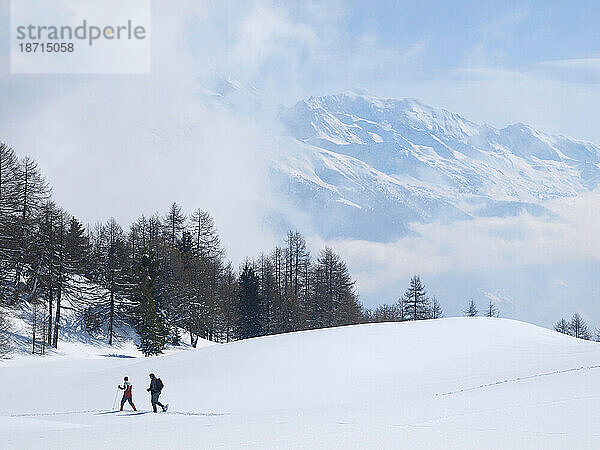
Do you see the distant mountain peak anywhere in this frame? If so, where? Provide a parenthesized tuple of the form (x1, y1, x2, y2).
(273, 90, 600, 241)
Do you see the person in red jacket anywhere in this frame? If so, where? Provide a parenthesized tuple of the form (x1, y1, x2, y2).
(118, 376, 137, 411)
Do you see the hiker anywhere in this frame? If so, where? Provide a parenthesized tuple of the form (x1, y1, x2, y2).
(147, 373, 168, 413)
(118, 376, 137, 411)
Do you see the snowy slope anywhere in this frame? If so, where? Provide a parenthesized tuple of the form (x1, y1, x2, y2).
(0, 287, 214, 360)
(3, 318, 600, 449)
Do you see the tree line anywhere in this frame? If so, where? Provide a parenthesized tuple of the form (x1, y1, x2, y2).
(364, 275, 444, 322)
(1, 142, 447, 356)
(554, 313, 600, 341)
(7, 141, 590, 357)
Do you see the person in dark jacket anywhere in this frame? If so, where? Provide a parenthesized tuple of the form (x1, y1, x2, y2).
(118, 376, 137, 411)
(147, 373, 167, 412)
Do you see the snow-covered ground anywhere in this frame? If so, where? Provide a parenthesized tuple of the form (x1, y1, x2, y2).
(2, 317, 600, 449)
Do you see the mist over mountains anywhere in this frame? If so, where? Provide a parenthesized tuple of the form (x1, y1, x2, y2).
(196, 77, 600, 326)
(274, 89, 599, 241)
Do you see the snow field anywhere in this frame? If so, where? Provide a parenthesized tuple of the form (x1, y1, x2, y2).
(2, 317, 600, 449)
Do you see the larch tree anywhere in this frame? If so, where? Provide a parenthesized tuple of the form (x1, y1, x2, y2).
(430, 296, 444, 319)
(12, 156, 50, 305)
(0, 143, 19, 304)
(569, 313, 591, 340)
(485, 299, 499, 318)
(403, 275, 430, 321)
(554, 318, 570, 334)
(164, 202, 185, 247)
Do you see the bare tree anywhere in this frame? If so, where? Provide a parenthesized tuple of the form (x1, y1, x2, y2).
(554, 318, 570, 334)
(164, 202, 185, 247)
(430, 296, 444, 319)
(485, 299, 499, 318)
(0, 308, 11, 356)
(569, 313, 591, 340)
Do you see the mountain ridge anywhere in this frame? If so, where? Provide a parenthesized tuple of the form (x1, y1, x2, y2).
(271, 89, 599, 241)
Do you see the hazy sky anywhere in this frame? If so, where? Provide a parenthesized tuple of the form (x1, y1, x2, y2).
(1, 1, 600, 317)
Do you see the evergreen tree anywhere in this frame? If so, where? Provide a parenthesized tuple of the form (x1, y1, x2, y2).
(0, 141, 385, 352)
(64, 216, 89, 274)
(403, 275, 430, 321)
(238, 261, 262, 339)
(464, 299, 478, 317)
(312, 248, 361, 327)
(134, 247, 166, 356)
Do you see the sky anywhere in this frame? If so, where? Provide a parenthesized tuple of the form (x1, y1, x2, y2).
(1, 0, 600, 320)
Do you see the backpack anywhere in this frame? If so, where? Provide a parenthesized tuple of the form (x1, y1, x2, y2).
(156, 378, 164, 391)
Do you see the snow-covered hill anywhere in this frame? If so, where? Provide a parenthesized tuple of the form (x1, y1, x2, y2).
(0, 285, 212, 360)
(3, 318, 600, 448)
(275, 90, 600, 240)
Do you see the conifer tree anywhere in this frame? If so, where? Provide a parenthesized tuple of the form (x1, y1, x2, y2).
(403, 275, 430, 321)
(257, 254, 275, 334)
(12, 156, 50, 304)
(554, 318, 569, 334)
(190, 209, 221, 258)
(312, 247, 361, 327)
(485, 299, 499, 318)
(134, 247, 166, 356)
(238, 261, 262, 339)
(569, 313, 591, 340)
(0, 143, 19, 304)
(430, 296, 444, 319)
(371, 304, 401, 322)
(94, 219, 130, 345)
(0, 307, 10, 355)
(464, 299, 478, 317)
(164, 202, 185, 247)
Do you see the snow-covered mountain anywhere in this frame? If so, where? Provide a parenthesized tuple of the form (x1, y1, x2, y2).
(167, 78, 600, 323)
(273, 90, 600, 240)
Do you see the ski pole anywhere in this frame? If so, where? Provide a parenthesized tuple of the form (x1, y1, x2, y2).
(112, 387, 119, 411)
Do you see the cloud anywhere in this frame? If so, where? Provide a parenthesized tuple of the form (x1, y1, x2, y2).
(530, 58, 600, 84)
(183, 0, 430, 104)
(0, 0, 280, 263)
(312, 192, 600, 297)
(2, 0, 600, 278)
(463, 5, 531, 67)
(0, 0, 433, 265)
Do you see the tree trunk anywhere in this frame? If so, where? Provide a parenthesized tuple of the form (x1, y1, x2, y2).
(109, 282, 114, 346)
(53, 225, 63, 348)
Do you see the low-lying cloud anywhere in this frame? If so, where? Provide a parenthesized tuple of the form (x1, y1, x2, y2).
(311, 192, 600, 297)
